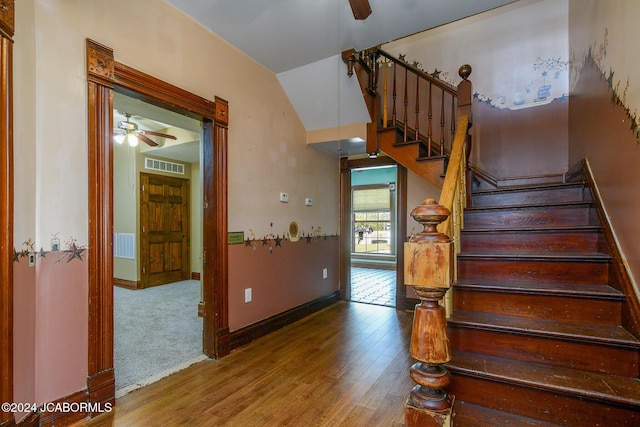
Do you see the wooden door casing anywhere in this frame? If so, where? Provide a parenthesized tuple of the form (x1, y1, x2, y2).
(140, 172, 190, 288)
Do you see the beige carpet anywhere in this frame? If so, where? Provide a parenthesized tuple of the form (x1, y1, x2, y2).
(114, 280, 203, 392)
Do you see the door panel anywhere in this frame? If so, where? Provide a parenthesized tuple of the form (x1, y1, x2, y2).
(140, 172, 190, 288)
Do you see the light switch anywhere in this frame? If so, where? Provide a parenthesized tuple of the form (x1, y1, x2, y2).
(279, 192, 289, 203)
(305, 197, 313, 206)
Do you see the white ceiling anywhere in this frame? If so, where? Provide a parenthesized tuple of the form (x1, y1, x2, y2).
(166, 0, 517, 74)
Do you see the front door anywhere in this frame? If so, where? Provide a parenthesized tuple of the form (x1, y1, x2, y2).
(140, 172, 190, 288)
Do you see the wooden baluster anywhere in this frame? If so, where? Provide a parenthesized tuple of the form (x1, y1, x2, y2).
(427, 82, 433, 156)
(403, 67, 408, 142)
(392, 62, 397, 127)
(404, 198, 454, 427)
(439, 88, 446, 156)
(383, 59, 388, 127)
(414, 74, 420, 140)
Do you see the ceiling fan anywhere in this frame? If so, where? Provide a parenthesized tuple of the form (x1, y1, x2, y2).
(113, 112, 177, 147)
(349, 0, 372, 20)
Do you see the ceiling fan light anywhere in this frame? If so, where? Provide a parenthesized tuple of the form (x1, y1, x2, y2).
(127, 133, 139, 147)
(113, 133, 125, 144)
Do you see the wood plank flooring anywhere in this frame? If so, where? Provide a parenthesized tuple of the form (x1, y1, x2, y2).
(83, 301, 415, 426)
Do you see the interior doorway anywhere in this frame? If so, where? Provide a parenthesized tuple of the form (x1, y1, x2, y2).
(112, 94, 205, 395)
(350, 166, 397, 307)
(86, 39, 229, 408)
(340, 157, 408, 310)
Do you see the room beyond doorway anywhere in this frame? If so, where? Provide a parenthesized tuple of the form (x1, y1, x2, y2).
(349, 165, 398, 307)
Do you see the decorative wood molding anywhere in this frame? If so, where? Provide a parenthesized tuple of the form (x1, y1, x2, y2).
(113, 278, 139, 290)
(38, 389, 90, 427)
(191, 272, 201, 281)
(86, 40, 114, 87)
(225, 291, 340, 353)
(214, 97, 228, 126)
(86, 38, 116, 411)
(0, 0, 14, 40)
(0, 7, 14, 426)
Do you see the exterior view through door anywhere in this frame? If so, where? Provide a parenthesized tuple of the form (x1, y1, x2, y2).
(350, 165, 397, 307)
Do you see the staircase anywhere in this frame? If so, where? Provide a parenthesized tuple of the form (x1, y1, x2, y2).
(446, 181, 640, 426)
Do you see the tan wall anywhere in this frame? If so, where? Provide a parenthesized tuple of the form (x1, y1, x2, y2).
(383, 0, 570, 180)
(13, 0, 339, 406)
(568, 0, 640, 295)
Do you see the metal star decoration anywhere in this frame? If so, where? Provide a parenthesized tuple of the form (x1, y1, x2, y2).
(274, 235, 283, 247)
(64, 243, 86, 263)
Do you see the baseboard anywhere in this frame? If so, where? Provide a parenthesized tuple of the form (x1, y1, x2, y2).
(583, 159, 640, 337)
(191, 272, 201, 280)
(38, 389, 89, 427)
(113, 278, 139, 290)
(15, 411, 37, 427)
(223, 291, 341, 353)
(86, 368, 115, 418)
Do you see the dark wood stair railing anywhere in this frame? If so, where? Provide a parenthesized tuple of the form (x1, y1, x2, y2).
(344, 47, 472, 189)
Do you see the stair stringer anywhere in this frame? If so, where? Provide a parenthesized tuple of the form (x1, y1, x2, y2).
(378, 127, 446, 189)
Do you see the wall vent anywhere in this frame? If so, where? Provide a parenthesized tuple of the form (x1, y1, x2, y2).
(145, 157, 185, 175)
(114, 233, 135, 259)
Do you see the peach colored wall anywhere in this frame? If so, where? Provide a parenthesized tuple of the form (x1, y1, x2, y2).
(228, 238, 339, 331)
(13, 260, 35, 415)
(34, 256, 88, 404)
(568, 0, 640, 294)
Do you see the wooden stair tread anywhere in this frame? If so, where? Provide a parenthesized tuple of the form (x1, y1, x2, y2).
(461, 225, 601, 233)
(416, 154, 447, 162)
(454, 280, 623, 300)
(458, 251, 611, 261)
(466, 200, 594, 212)
(471, 181, 587, 196)
(447, 350, 640, 407)
(449, 311, 640, 347)
(453, 400, 563, 427)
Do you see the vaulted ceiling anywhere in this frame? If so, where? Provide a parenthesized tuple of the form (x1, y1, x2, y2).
(165, 0, 516, 137)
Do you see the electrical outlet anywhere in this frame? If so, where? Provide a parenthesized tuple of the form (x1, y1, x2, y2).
(245, 288, 252, 303)
(322, 268, 328, 279)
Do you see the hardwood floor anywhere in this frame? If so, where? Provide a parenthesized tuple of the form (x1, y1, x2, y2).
(84, 301, 415, 426)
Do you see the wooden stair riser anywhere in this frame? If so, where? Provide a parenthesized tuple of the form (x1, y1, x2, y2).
(471, 186, 590, 208)
(448, 374, 640, 426)
(452, 288, 620, 324)
(457, 258, 610, 285)
(448, 327, 639, 377)
(460, 229, 602, 254)
(464, 204, 596, 229)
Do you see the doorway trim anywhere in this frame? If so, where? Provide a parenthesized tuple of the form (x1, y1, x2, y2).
(86, 39, 228, 409)
(339, 156, 408, 309)
(0, 2, 14, 426)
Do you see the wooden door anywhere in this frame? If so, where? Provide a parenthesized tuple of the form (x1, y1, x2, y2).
(140, 172, 190, 288)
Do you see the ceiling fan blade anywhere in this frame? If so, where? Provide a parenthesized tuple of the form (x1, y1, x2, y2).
(140, 130, 177, 140)
(349, 0, 371, 20)
(137, 133, 159, 147)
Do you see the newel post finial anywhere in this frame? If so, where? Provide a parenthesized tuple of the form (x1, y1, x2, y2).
(404, 198, 455, 427)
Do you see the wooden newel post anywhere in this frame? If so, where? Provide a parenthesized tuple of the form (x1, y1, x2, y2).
(404, 198, 454, 427)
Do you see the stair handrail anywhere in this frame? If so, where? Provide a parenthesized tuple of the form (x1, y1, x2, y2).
(344, 47, 470, 159)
